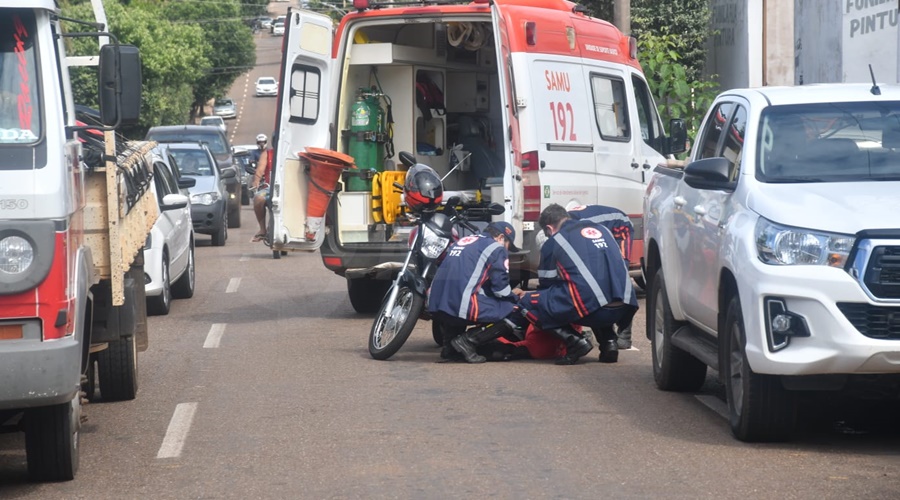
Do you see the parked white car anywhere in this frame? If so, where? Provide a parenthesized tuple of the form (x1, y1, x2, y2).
(145, 146, 197, 315)
(255, 77, 278, 97)
(272, 21, 285, 36)
(199, 115, 227, 133)
(643, 83, 900, 442)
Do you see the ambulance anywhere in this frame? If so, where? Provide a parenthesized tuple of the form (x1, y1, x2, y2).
(269, 0, 681, 312)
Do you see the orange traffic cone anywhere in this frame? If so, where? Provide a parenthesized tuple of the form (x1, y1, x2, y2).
(299, 148, 355, 241)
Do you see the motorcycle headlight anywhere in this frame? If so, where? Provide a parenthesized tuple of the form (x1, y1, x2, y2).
(755, 218, 853, 267)
(190, 192, 219, 205)
(0, 235, 35, 275)
(420, 223, 450, 259)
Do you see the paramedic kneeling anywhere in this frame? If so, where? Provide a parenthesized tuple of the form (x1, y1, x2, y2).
(427, 222, 524, 363)
(568, 204, 636, 349)
(524, 204, 638, 364)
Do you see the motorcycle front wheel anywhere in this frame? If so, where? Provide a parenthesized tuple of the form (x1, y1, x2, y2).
(368, 285, 425, 360)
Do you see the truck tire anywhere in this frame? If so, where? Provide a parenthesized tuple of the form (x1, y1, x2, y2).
(347, 277, 391, 314)
(97, 334, 138, 401)
(171, 244, 195, 299)
(147, 255, 171, 316)
(723, 295, 796, 442)
(24, 393, 80, 482)
(648, 270, 707, 392)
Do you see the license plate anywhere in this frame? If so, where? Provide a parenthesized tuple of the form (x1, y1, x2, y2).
(0, 324, 23, 340)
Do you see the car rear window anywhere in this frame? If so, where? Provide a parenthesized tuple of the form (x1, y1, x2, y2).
(148, 131, 227, 155)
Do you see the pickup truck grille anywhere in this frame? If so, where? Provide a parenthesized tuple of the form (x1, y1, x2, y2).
(864, 246, 900, 299)
(837, 303, 900, 340)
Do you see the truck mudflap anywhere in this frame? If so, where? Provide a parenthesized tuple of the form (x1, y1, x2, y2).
(0, 321, 81, 410)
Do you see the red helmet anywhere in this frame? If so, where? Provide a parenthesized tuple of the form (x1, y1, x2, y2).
(404, 164, 443, 212)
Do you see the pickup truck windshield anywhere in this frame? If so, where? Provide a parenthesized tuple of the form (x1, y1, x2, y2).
(0, 9, 41, 146)
(757, 102, 900, 183)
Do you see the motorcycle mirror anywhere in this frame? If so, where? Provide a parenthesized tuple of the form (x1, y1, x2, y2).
(445, 196, 460, 207)
(398, 151, 416, 167)
(488, 203, 505, 215)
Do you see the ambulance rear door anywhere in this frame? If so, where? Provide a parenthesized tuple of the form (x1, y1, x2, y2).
(270, 8, 334, 251)
(491, 2, 524, 244)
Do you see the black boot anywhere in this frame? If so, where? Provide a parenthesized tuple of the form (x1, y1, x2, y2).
(549, 326, 593, 365)
(450, 320, 515, 364)
(598, 327, 619, 363)
(439, 323, 465, 362)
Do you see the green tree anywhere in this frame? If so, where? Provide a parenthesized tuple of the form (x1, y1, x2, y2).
(158, 0, 256, 120)
(61, 0, 209, 137)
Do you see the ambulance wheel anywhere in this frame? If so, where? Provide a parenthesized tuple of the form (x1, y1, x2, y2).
(272, 250, 281, 259)
(348, 277, 391, 314)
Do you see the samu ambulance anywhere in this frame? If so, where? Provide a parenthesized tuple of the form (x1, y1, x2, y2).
(269, 0, 681, 312)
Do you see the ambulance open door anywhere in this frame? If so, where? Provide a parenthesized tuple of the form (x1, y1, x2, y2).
(491, 2, 524, 248)
(269, 8, 334, 252)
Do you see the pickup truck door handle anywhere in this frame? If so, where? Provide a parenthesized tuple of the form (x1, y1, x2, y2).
(673, 196, 686, 208)
(642, 162, 652, 170)
(631, 161, 640, 170)
(693, 205, 707, 216)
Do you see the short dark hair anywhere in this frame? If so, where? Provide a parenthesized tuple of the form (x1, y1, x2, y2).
(483, 226, 504, 239)
(539, 204, 569, 230)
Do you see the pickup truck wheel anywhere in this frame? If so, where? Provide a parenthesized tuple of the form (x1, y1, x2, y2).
(24, 393, 80, 482)
(649, 270, 707, 392)
(147, 255, 171, 316)
(171, 244, 195, 299)
(723, 295, 796, 442)
(97, 335, 138, 401)
(347, 277, 391, 314)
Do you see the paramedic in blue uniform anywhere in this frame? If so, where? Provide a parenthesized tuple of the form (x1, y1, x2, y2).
(427, 222, 524, 363)
(522, 203, 638, 364)
(568, 204, 636, 350)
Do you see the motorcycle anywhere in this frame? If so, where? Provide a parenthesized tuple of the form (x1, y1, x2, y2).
(368, 152, 504, 360)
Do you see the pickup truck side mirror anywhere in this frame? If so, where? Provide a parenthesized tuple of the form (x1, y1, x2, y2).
(683, 157, 736, 191)
(665, 118, 688, 155)
(161, 193, 189, 211)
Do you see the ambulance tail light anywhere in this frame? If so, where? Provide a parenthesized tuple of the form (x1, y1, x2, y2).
(522, 150, 542, 221)
(628, 36, 637, 60)
(353, 0, 369, 12)
(524, 186, 541, 221)
(525, 21, 537, 46)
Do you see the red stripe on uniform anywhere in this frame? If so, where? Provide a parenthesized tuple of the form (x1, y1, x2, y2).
(558, 265, 588, 318)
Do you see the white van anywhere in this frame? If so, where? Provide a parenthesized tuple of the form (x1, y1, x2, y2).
(269, 0, 681, 311)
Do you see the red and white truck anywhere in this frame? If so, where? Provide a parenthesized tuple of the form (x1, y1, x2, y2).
(0, 0, 155, 480)
(267, 0, 683, 311)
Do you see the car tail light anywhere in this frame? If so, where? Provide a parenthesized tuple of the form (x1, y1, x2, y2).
(323, 256, 342, 269)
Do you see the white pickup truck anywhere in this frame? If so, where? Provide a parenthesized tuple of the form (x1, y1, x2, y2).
(642, 83, 900, 442)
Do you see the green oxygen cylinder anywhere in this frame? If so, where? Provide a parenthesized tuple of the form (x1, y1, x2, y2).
(348, 89, 379, 191)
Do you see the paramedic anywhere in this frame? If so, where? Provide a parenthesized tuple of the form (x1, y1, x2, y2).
(250, 139, 273, 243)
(523, 203, 637, 364)
(567, 204, 636, 349)
(427, 222, 524, 363)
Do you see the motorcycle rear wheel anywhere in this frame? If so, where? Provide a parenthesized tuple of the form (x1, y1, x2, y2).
(368, 285, 424, 360)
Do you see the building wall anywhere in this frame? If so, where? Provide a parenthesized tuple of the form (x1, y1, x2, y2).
(706, 0, 898, 88)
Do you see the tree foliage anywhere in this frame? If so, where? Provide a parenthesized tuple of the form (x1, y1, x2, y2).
(61, 0, 255, 137)
(580, 0, 717, 139)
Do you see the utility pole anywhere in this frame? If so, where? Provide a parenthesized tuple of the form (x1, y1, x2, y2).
(613, 0, 631, 35)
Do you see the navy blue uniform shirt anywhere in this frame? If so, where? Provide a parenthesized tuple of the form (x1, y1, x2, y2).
(427, 233, 517, 324)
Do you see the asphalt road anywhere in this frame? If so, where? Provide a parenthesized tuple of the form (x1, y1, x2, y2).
(1, 5, 899, 498)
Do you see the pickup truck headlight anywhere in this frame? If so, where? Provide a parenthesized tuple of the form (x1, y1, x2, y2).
(0, 235, 35, 275)
(755, 218, 853, 267)
(190, 192, 220, 205)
